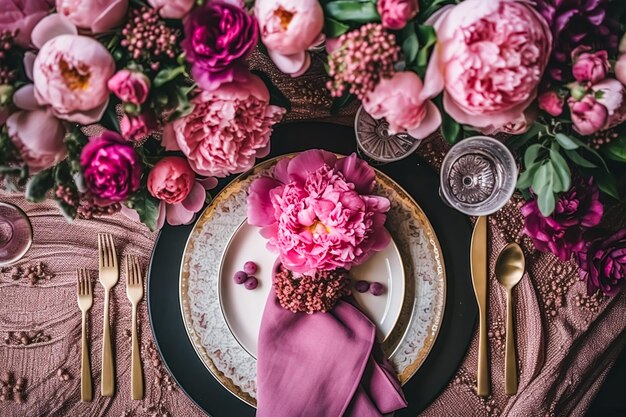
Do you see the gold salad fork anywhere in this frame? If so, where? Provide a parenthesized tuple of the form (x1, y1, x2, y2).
(77, 268, 93, 402)
(126, 255, 144, 400)
(98, 233, 118, 397)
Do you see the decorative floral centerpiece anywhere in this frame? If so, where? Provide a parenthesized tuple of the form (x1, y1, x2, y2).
(1, 0, 626, 296)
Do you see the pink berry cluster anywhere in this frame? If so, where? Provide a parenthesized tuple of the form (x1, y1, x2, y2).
(232, 261, 259, 290)
(0, 30, 15, 84)
(326, 23, 400, 100)
(121, 7, 179, 69)
(273, 265, 352, 314)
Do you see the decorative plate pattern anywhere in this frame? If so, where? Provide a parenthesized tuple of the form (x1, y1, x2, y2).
(180, 155, 446, 407)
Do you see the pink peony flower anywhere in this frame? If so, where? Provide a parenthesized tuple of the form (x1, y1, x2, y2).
(377, 0, 419, 30)
(32, 16, 115, 124)
(571, 46, 610, 84)
(125, 157, 217, 228)
(107, 69, 150, 105)
(255, 0, 324, 76)
(422, 0, 552, 132)
(148, 0, 194, 19)
(616, 54, 626, 86)
(247, 150, 391, 273)
(80, 131, 142, 205)
(171, 74, 285, 177)
(568, 95, 608, 135)
(182, 1, 258, 91)
(0, 0, 54, 48)
(56, 0, 129, 33)
(120, 111, 157, 142)
(593, 78, 626, 129)
(538, 90, 564, 117)
(578, 229, 626, 296)
(522, 176, 603, 261)
(363, 71, 441, 139)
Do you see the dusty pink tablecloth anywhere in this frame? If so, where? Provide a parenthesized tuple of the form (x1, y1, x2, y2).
(2, 52, 626, 417)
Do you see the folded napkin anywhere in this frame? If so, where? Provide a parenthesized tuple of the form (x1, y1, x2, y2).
(257, 292, 408, 417)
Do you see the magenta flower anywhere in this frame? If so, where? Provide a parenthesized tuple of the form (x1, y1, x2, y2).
(182, 1, 258, 91)
(80, 131, 142, 205)
(578, 229, 626, 296)
(247, 150, 391, 273)
(521, 176, 603, 261)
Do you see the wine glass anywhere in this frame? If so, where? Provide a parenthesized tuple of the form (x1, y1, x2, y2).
(439, 136, 518, 216)
(0, 202, 33, 266)
(354, 105, 423, 164)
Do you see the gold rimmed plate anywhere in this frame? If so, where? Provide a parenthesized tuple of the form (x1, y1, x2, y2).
(179, 153, 446, 407)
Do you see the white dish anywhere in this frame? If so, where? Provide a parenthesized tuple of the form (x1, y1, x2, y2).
(219, 221, 405, 358)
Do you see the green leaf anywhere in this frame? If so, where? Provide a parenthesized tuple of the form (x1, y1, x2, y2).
(401, 23, 419, 66)
(324, 17, 350, 38)
(564, 149, 597, 168)
(517, 163, 540, 190)
(324, 1, 380, 23)
(416, 26, 437, 67)
(554, 133, 580, 150)
(602, 135, 626, 162)
(26, 168, 54, 202)
(537, 188, 556, 217)
(524, 144, 544, 168)
(507, 122, 546, 152)
(441, 112, 461, 144)
(563, 134, 610, 172)
(532, 163, 550, 193)
(596, 172, 620, 200)
(55, 199, 77, 222)
(100, 101, 121, 132)
(126, 193, 161, 231)
(153, 66, 186, 88)
(549, 146, 571, 192)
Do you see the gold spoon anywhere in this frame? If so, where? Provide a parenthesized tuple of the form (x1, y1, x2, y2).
(495, 242, 525, 395)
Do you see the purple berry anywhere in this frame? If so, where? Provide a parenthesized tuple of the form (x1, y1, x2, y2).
(233, 271, 248, 285)
(244, 276, 258, 290)
(355, 280, 370, 293)
(369, 282, 385, 296)
(243, 261, 258, 275)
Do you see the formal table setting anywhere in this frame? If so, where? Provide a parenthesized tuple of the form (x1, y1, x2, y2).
(2, 1, 626, 416)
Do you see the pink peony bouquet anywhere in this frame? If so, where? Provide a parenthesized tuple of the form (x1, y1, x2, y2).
(247, 150, 390, 274)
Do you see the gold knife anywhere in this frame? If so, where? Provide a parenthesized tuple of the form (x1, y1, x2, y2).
(470, 216, 489, 396)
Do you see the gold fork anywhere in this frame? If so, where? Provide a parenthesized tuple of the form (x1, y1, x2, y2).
(98, 233, 118, 397)
(126, 255, 144, 400)
(77, 268, 93, 402)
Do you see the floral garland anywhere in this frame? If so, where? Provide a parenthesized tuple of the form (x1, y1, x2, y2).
(1, 0, 625, 295)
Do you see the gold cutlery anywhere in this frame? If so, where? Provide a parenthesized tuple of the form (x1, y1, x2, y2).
(98, 233, 118, 397)
(495, 243, 525, 395)
(125, 255, 144, 400)
(470, 216, 489, 396)
(76, 268, 93, 402)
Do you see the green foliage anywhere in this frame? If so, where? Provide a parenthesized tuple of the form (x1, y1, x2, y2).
(153, 66, 186, 88)
(125, 191, 162, 232)
(25, 168, 54, 203)
(325, 17, 351, 38)
(602, 135, 626, 162)
(323, 1, 380, 23)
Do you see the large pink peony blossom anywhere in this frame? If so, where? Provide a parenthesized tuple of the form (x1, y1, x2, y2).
(247, 150, 391, 273)
(56, 0, 128, 33)
(170, 74, 285, 177)
(0, 0, 54, 48)
(422, 0, 552, 132)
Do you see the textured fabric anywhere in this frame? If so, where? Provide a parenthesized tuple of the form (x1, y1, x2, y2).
(256, 295, 407, 417)
(0, 49, 625, 417)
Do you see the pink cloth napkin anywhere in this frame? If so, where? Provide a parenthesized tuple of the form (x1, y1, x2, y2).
(256, 292, 408, 417)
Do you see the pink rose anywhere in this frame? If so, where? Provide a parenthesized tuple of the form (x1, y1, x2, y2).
(569, 96, 608, 135)
(377, 0, 419, 30)
(0, 0, 53, 48)
(148, 156, 195, 204)
(148, 0, 194, 19)
(538, 91, 564, 117)
(593, 78, 626, 129)
(56, 0, 129, 33)
(422, 0, 552, 132)
(255, 0, 323, 76)
(616, 54, 626, 86)
(572, 46, 609, 84)
(32, 16, 115, 124)
(120, 111, 157, 142)
(171, 74, 285, 177)
(125, 156, 217, 228)
(363, 71, 441, 139)
(107, 69, 150, 105)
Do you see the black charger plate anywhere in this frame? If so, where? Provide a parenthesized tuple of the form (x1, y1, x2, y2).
(148, 122, 477, 416)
